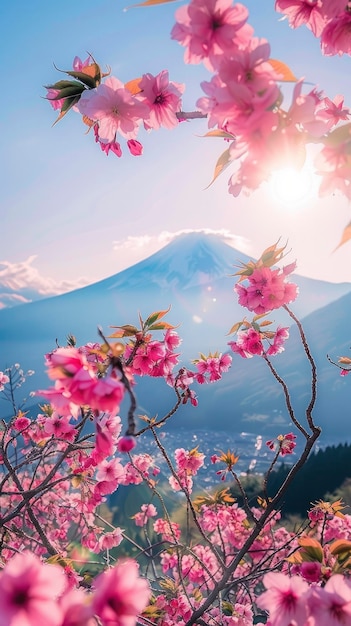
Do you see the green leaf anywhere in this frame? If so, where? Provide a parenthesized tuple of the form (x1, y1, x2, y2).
(144, 306, 171, 328)
(49, 85, 86, 100)
(64, 69, 98, 89)
(205, 147, 232, 189)
(45, 80, 83, 90)
(323, 122, 351, 148)
(52, 95, 81, 126)
(148, 322, 175, 331)
(108, 324, 139, 338)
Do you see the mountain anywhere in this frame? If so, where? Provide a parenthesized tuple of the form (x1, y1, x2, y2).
(0, 233, 350, 441)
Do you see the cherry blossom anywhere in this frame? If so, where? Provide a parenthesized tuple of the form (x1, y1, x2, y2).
(0, 551, 66, 626)
(77, 76, 149, 143)
(257, 571, 309, 626)
(92, 560, 150, 626)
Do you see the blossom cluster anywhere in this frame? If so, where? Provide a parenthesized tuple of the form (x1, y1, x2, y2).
(46, 55, 184, 158)
(227, 242, 298, 358)
(44, 1, 351, 213)
(0, 551, 150, 626)
(275, 0, 351, 56)
(172, 0, 351, 198)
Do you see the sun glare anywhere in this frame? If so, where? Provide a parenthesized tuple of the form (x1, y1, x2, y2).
(269, 166, 317, 209)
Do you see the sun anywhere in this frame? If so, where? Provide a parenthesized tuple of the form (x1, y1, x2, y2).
(269, 166, 317, 209)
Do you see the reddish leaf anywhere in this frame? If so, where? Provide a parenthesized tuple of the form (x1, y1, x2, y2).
(125, 0, 176, 8)
(269, 59, 298, 82)
(125, 77, 143, 95)
(205, 148, 232, 189)
(144, 307, 171, 328)
(334, 221, 351, 251)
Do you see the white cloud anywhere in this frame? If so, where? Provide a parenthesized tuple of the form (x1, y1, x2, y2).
(0, 256, 90, 308)
(113, 229, 251, 267)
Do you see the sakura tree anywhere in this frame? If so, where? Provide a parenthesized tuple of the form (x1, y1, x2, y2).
(1, 1, 351, 625)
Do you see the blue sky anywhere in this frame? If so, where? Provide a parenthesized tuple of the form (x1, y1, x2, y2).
(1, 0, 351, 308)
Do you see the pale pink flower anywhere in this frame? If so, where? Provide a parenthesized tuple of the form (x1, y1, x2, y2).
(134, 503, 158, 527)
(96, 528, 124, 551)
(0, 371, 9, 388)
(275, 0, 326, 37)
(153, 518, 181, 542)
(138, 70, 184, 130)
(307, 574, 351, 625)
(217, 38, 281, 102)
(266, 327, 290, 356)
(171, 0, 253, 70)
(59, 588, 95, 626)
(92, 559, 150, 626)
(317, 94, 350, 129)
(257, 571, 309, 626)
(0, 551, 66, 626)
(321, 12, 351, 56)
(77, 76, 149, 143)
(95, 458, 126, 496)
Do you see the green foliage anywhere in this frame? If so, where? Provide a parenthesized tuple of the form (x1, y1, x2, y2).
(267, 442, 351, 517)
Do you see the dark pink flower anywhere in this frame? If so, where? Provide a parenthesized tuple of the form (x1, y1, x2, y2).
(117, 436, 137, 453)
(138, 70, 184, 130)
(127, 139, 143, 156)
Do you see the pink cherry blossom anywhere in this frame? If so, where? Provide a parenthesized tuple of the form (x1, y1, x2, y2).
(299, 561, 322, 583)
(0, 551, 66, 626)
(171, 0, 253, 70)
(266, 433, 297, 456)
(95, 528, 124, 552)
(138, 70, 184, 130)
(257, 571, 309, 626)
(117, 436, 137, 453)
(59, 588, 95, 626)
(275, 0, 326, 37)
(321, 11, 351, 56)
(77, 76, 149, 143)
(134, 503, 158, 527)
(307, 574, 351, 626)
(92, 559, 150, 626)
(0, 371, 9, 390)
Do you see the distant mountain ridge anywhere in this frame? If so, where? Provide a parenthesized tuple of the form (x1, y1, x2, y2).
(0, 233, 350, 441)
